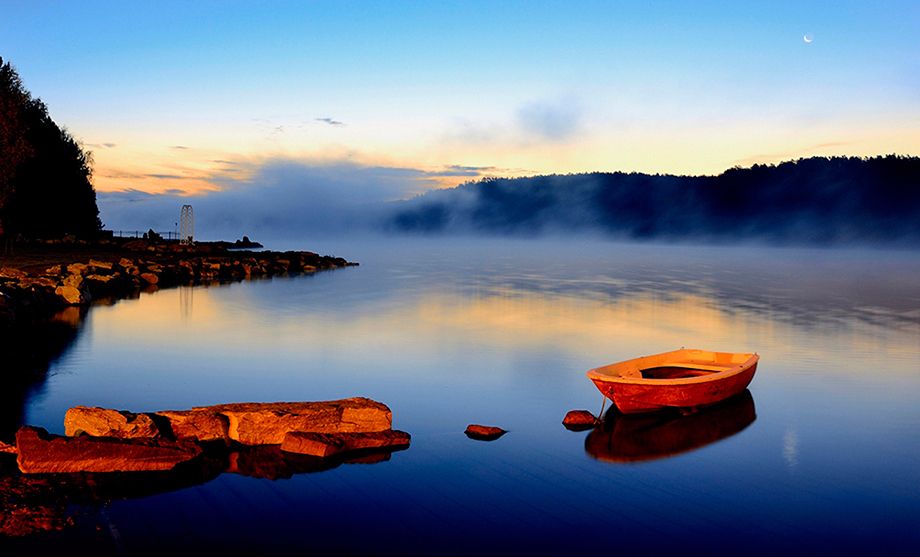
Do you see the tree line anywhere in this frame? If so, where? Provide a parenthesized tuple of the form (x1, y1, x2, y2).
(0, 56, 101, 246)
(389, 155, 920, 245)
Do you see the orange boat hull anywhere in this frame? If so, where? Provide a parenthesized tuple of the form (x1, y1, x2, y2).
(587, 349, 759, 414)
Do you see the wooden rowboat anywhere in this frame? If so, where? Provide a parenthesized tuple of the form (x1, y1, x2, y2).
(586, 348, 759, 414)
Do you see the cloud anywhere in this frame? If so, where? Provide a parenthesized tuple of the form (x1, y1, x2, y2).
(315, 117, 345, 127)
(144, 173, 185, 180)
(516, 98, 583, 141)
(425, 165, 498, 177)
(86, 142, 117, 149)
(170, 145, 190, 150)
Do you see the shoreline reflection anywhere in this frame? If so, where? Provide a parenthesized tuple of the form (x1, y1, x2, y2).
(585, 390, 756, 463)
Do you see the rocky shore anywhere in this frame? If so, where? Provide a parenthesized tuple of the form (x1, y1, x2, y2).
(0, 237, 356, 329)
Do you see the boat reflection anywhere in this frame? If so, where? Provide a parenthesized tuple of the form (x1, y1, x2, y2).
(585, 390, 756, 463)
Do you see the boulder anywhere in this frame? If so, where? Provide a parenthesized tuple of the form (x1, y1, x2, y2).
(281, 430, 411, 458)
(562, 410, 598, 431)
(62, 273, 83, 288)
(464, 424, 507, 441)
(54, 285, 85, 306)
(64, 406, 162, 439)
(139, 272, 159, 285)
(88, 259, 114, 272)
(16, 426, 202, 474)
(42, 265, 62, 277)
(155, 410, 230, 443)
(204, 397, 392, 445)
(0, 267, 27, 280)
(66, 263, 88, 275)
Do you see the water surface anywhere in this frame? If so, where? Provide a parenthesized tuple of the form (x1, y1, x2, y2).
(6, 238, 920, 555)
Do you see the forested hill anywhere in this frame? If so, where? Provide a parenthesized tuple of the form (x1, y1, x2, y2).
(0, 57, 100, 239)
(388, 156, 920, 245)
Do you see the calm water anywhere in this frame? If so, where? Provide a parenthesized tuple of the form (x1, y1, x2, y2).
(6, 238, 920, 555)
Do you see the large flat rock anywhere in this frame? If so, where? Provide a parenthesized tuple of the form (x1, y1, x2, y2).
(16, 426, 203, 474)
(63, 397, 393, 446)
(195, 397, 393, 445)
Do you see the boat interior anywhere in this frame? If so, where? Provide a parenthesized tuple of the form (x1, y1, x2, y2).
(590, 349, 755, 381)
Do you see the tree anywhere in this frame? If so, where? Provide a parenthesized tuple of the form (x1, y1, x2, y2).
(0, 56, 101, 240)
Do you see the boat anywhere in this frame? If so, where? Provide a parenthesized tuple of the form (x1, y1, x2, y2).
(584, 390, 756, 463)
(586, 348, 759, 414)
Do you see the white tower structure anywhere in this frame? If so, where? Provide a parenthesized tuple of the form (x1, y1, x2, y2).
(179, 205, 194, 244)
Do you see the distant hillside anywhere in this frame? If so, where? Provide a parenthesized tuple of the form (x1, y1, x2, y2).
(388, 156, 920, 245)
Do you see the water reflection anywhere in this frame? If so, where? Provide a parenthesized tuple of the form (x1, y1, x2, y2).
(0, 308, 85, 441)
(585, 390, 756, 463)
(0, 443, 407, 537)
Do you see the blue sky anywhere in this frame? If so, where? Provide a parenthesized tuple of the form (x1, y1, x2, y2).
(2, 1, 918, 210)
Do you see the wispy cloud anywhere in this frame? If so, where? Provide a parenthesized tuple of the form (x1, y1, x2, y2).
(170, 145, 190, 150)
(86, 142, 117, 149)
(315, 117, 345, 127)
(144, 173, 185, 180)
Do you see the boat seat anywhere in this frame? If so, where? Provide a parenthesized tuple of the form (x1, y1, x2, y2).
(665, 362, 735, 372)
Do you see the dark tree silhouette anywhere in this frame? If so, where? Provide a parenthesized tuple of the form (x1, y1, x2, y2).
(389, 156, 920, 245)
(0, 57, 101, 242)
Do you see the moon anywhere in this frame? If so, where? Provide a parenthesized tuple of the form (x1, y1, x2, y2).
(803, 34, 813, 44)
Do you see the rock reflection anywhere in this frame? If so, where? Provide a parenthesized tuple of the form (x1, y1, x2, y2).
(0, 443, 407, 537)
(585, 390, 756, 463)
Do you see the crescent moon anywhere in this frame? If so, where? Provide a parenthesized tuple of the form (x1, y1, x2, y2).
(803, 34, 813, 43)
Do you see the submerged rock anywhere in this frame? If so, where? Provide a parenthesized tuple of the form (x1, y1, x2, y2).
(563, 410, 598, 431)
(64, 406, 161, 439)
(16, 426, 203, 474)
(280, 430, 411, 458)
(464, 424, 507, 441)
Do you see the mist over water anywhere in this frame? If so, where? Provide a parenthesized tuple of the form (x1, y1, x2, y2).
(7, 238, 920, 555)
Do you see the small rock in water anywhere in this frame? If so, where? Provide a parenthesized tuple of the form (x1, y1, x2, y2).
(464, 424, 507, 441)
(562, 410, 598, 431)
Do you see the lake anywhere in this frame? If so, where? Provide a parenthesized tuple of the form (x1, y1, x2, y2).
(5, 238, 920, 555)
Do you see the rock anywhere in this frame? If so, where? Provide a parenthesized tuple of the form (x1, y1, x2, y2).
(19, 277, 57, 289)
(63, 273, 83, 288)
(464, 424, 507, 441)
(88, 259, 113, 272)
(64, 406, 162, 439)
(155, 410, 230, 443)
(0, 267, 27, 280)
(66, 263, 88, 275)
(42, 265, 62, 276)
(54, 285, 85, 306)
(139, 272, 159, 285)
(16, 426, 202, 474)
(281, 430, 411, 458)
(563, 410, 598, 431)
(204, 397, 393, 445)
(64, 398, 393, 446)
(0, 440, 16, 454)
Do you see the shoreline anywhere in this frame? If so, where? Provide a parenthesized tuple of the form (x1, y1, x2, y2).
(0, 237, 357, 330)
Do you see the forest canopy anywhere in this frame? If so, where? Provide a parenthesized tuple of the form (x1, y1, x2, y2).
(0, 57, 101, 239)
(389, 155, 920, 245)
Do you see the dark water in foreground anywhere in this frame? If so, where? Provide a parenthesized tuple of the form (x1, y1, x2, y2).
(4, 238, 920, 555)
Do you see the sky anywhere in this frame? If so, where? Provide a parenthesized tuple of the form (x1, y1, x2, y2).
(2, 0, 919, 233)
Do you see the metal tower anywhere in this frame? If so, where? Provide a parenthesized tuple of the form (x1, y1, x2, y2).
(179, 205, 194, 244)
